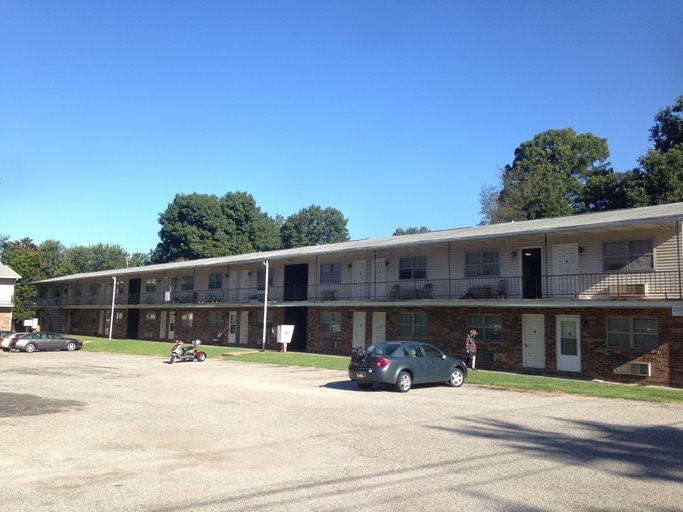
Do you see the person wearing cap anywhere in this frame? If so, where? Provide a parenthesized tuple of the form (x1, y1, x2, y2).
(465, 329, 477, 370)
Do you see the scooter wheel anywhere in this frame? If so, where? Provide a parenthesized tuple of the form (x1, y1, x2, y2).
(169, 355, 176, 364)
(196, 352, 206, 362)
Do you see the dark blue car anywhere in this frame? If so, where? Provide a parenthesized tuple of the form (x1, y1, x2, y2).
(348, 341, 467, 392)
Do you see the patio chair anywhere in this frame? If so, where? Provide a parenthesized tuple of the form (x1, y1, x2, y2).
(494, 280, 507, 299)
(420, 283, 433, 299)
(389, 284, 401, 300)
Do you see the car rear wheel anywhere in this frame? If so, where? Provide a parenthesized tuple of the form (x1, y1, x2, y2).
(65, 341, 77, 351)
(448, 368, 465, 387)
(25, 343, 36, 353)
(357, 382, 373, 390)
(395, 371, 412, 393)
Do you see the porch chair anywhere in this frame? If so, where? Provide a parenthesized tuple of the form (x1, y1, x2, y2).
(420, 283, 433, 299)
(389, 284, 401, 300)
(494, 279, 507, 299)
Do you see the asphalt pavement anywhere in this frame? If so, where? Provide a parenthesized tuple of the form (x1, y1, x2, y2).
(1, 351, 682, 511)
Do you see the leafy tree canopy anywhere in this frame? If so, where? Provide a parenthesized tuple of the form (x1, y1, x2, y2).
(281, 205, 350, 248)
(1, 238, 46, 329)
(393, 227, 430, 235)
(481, 128, 611, 223)
(152, 192, 282, 263)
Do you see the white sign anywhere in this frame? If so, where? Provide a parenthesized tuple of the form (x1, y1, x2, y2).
(23, 318, 38, 328)
(276, 325, 295, 344)
(672, 306, 683, 317)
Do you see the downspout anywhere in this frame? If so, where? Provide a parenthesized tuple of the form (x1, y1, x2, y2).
(678, 220, 682, 299)
(448, 243, 452, 299)
(374, 250, 377, 300)
(544, 233, 548, 299)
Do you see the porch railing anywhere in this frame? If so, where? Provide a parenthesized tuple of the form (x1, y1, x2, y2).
(35, 270, 683, 307)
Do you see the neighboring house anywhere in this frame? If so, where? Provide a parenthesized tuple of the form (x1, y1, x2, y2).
(32, 203, 683, 387)
(0, 264, 21, 331)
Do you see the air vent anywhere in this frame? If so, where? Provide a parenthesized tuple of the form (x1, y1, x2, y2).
(478, 351, 496, 363)
(609, 283, 649, 297)
(321, 340, 337, 349)
(613, 362, 651, 376)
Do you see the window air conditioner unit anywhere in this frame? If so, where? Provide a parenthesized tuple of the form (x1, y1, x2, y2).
(613, 362, 651, 377)
(321, 340, 337, 349)
(609, 283, 649, 297)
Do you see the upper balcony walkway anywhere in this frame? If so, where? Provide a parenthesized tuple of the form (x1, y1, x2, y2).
(36, 270, 683, 308)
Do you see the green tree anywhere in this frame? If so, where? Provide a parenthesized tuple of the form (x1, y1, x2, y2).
(152, 192, 281, 263)
(1, 238, 46, 330)
(38, 240, 66, 278)
(393, 227, 430, 235)
(129, 252, 152, 267)
(624, 95, 683, 206)
(481, 128, 611, 223)
(281, 205, 350, 248)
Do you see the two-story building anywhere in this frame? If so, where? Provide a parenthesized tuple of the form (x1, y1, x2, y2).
(0, 264, 21, 331)
(33, 202, 683, 387)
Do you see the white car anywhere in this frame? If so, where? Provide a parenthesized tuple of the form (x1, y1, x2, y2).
(0, 331, 17, 352)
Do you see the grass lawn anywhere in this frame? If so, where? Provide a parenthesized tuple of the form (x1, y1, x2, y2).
(76, 337, 683, 403)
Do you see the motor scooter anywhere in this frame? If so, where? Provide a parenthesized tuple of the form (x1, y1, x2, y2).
(169, 339, 207, 364)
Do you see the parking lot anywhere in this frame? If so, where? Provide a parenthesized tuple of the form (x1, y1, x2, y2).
(1, 351, 682, 511)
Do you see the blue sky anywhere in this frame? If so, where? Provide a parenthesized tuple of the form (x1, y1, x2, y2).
(2, 0, 682, 255)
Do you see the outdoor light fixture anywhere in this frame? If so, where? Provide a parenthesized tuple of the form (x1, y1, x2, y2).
(578, 246, 584, 254)
(348, 263, 353, 269)
(511, 251, 517, 259)
(385, 260, 390, 266)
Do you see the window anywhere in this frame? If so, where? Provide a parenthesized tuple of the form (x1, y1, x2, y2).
(208, 312, 222, 329)
(467, 314, 502, 341)
(320, 263, 342, 284)
(89, 283, 97, 295)
(257, 311, 274, 330)
(181, 275, 194, 291)
(74, 285, 82, 297)
(320, 312, 342, 332)
(603, 239, 653, 272)
(115, 312, 123, 323)
(145, 312, 156, 326)
(399, 313, 428, 336)
(89, 312, 97, 323)
(257, 269, 273, 290)
(145, 279, 157, 293)
(607, 317, 658, 349)
(181, 313, 193, 328)
(465, 252, 500, 277)
(209, 273, 222, 290)
(399, 257, 427, 280)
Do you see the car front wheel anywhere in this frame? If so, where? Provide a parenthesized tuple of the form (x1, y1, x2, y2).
(395, 371, 412, 393)
(25, 343, 36, 353)
(65, 341, 77, 351)
(448, 368, 465, 387)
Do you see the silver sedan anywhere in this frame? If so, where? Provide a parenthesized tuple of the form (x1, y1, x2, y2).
(9, 332, 83, 353)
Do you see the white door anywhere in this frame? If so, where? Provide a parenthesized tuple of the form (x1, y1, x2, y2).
(168, 311, 176, 340)
(557, 316, 581, 372)
(229, 271, 238, 301)
(554, 244, 579, 298)
(159, 311, 167, 339)
(372, 312, 386, 344)
(353, 260, 367, 298)
(240, 270, 251, 301)
(352, 312, 366, 349)
(375, 259, 387, 299)
(239, 311, 249, 344)
(228, 311, 237, 344)
(523, 314, 545, 368)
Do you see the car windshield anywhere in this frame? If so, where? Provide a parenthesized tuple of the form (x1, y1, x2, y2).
(367, 343, 400, 356)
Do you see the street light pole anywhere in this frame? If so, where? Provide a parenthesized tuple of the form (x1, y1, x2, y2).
(261, 260, 269, 351)
(109, 276, 116, 340)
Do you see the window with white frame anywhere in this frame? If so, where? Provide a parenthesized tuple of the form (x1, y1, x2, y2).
(209, 273, 222, 289)
(465, 252, 500, 277)
(320, 312, 342, 332)
(467, 314, 502, 341)
(181, 275, 194, 291)
(115, 312, 124, 323)
(257, 269, 274, 290)
(257, 311, 274, 330)
(145, 312, 156, 326)
(181, 313, 193, 328)
(208, 312, 222, 329)
(606, 317, 658, 349)
(320, 263, 342, 284)
(399, 313, 428, 336)
(399, 257, 427, 280)
(603, 239, 653, 272)
(146, 278, 157, 293)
